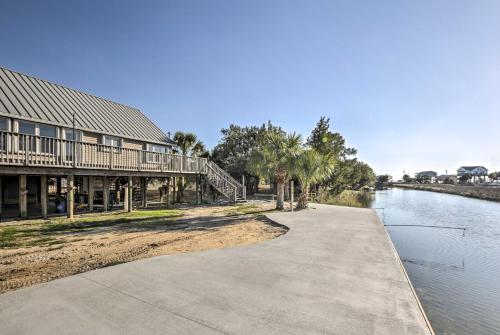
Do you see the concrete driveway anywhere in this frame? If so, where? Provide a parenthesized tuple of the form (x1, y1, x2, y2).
(0, 204, 432, 334)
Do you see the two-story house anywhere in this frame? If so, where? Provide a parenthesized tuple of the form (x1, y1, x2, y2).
(415, 171, 438, 183)
(0, 67, 244, 220)
(457, 166, 488, 183)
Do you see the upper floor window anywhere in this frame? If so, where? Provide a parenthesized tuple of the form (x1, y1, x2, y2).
(65, 128, 75, 141)
(19, 121, 36, 135)
(18, 121, 36, 151)
(147, 144, 167, 154)
(40, 124, 56, 138)
(0, 118, 6, 150)
(104, 135, 121, 147)
(40, 124, 57, 154)
(0, 117, 7, 131)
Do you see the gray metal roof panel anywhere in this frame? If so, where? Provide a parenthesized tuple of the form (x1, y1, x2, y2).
(0, 67, 175, 145)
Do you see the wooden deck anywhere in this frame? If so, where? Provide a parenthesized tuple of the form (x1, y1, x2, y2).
(0, 131, 207, 175)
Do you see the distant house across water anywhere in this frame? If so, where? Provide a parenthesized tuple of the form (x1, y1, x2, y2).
(415, 171, 437, 183)
(457, 166, 488, 183)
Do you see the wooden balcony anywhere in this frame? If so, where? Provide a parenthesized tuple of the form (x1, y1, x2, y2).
(0, 131, 207, 175)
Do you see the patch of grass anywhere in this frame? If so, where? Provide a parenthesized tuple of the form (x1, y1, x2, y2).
(35, 209, 184, 234)
(323, 190, 373, 208)
(224, 204, 272, 217)
(0, 227, 18, 248)
(121, 209, 182, 218)
(0, 209, 184, 249)
(26, 237, 63, 247)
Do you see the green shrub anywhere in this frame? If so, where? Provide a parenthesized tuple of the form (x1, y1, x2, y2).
(323, 190, 373, 208)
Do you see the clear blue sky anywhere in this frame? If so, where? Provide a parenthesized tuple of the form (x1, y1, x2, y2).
(1, 0, 499, 178)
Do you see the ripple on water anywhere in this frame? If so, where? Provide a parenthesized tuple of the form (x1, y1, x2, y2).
(372, 188, 500, 335)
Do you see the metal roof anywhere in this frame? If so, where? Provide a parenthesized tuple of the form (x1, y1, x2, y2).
(458, 166, 487, 171)
(0, 67, 174, 145)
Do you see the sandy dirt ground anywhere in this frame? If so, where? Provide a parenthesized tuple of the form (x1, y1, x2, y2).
(0, 202, 283, 294)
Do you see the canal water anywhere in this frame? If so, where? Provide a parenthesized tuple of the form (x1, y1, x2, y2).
(371, 188, 500, 335)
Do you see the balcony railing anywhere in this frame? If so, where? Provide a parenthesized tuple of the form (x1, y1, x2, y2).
(0, 131, 207, 174)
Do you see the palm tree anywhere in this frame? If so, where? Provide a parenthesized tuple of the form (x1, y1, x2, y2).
(247, 131, 302, 210)
(172, 131, 206, 202)
(294, 149, 335, 209)
(173, 132, 206, 156)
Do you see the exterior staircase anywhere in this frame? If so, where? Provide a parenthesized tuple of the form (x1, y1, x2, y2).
(205, 161, 246, 202)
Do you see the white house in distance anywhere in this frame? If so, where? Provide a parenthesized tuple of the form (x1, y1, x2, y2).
(415, 171, 438, 183)
(457, 166, 488, 183)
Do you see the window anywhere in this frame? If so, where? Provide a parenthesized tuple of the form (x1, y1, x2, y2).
(19, 121, 35, 135)
(65, 128, 81, 141)
(39, 124, 56, 154)
(18, 121, 36, 151)
(64, 129, 81, 160)
(0, 118, 6, 151)
(104, 135, 121, 147)
(147, 144, 167, 153)
(146, 144, 168, 163)
(0, 117, 7, 131)
(40, 124, 56, 138)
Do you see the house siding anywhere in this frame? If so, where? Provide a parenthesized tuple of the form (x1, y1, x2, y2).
(82, 131, 100, 144)
(123, 139, 144, 151)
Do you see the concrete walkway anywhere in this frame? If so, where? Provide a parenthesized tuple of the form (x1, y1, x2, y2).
(0, 204, 433, 335)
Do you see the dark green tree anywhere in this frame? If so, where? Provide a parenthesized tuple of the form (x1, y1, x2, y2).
(489, 172, 499, 183)
(306, 116, 356, 159)
(459, 173, 471, 184)
(212, 122, 284, 194)
(326, 158, 376, 196)
(306, 116, 375, 199)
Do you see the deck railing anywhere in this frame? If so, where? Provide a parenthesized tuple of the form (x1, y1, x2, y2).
(0, 131, 207, 174)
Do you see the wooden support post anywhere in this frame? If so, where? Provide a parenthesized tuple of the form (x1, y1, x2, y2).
(124, 179, 129, 212)
(56, 177, 62, 195)
(115, 180, 121, 203)
(67, 175, 74, 219)
(41, 175, 48, 218)
(159, 179, 164, 204)
(200, 175, 201, 205)
(166, 177, 171, 208)
(172, 177, 176, 203)
(290, 180, 294, 212)
(196, 175, 200, 205)
(103, 177, 109, 212)
(88, 176, 94, 211)
(19, 175, 28, 218)
(141, 177, 147, 208)
(242, 175, 246, 200)
(127, 177, 133, 212)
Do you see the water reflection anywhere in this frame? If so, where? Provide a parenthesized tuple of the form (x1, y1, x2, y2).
(371, 188, 500, 335)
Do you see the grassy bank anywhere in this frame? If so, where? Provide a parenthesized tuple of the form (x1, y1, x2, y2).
(321, 190, 373, 208)
(394, 183, 500, 202)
